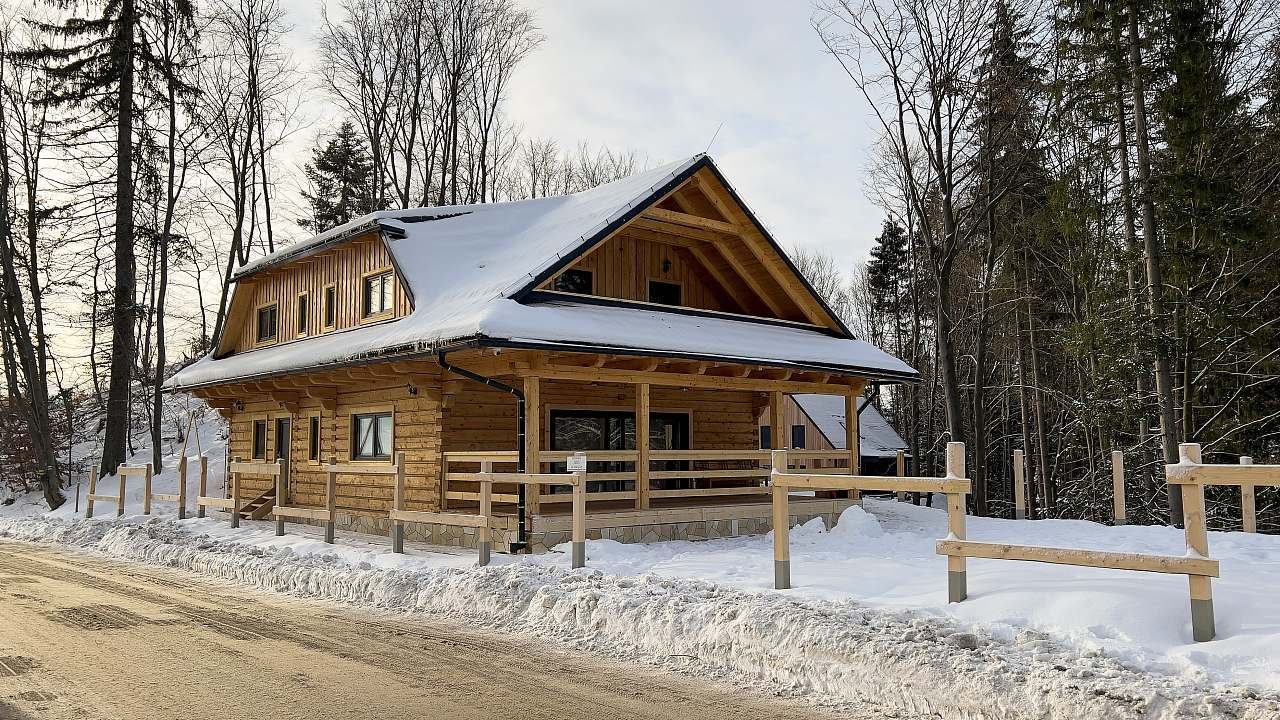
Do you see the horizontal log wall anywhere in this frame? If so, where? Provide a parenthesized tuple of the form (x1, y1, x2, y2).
(224, 375, 442, 516)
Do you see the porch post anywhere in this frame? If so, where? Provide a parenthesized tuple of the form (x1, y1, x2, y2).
(636, 383, 650, 510)
(844, 387, 861, 503)
(524, 376, 541, 519)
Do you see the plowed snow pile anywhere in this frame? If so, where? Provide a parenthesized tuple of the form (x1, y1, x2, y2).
(2, 507, 1277, 720)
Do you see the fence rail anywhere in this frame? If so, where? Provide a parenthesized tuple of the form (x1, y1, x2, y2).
(770, 443, 972, 595)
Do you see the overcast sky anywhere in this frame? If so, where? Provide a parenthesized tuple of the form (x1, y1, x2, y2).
(283, 0, 887, 272)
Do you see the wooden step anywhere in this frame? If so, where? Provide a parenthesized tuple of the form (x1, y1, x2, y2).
(237, 488, 276, 520)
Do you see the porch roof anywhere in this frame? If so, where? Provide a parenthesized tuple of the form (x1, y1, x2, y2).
(165, 299, 917, 390)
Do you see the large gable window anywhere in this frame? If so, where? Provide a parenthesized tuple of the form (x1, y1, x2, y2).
(255, 304, 278, 343)
(363, 270, 393, 318)
(552, 268, 593, 294)
(352, 411, 393, 460)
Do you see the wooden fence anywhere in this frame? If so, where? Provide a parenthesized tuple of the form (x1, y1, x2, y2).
(271, 456, 343, 543)
(85, 463, 147, 519)
(938, 442, 1223, 642)
(769, 443, 972, 595)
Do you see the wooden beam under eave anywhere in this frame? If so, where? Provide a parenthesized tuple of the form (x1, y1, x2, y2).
(693, 171, 838, 330)
(526, 363, 862, 395)
(641, 207, 741, 236)
(682, 244, 761, 316)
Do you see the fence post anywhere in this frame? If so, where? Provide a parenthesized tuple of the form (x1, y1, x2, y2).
(895, 449, 906, 502)
(177, 456, 188, 520)
(478, 460, 492, 566)
(142, 464, 153, 515)
(390, 452, 406, 553)
(116, 464, 127, 518)
(196, 456, 208, 519)
(946, 442, 967, 603)
(1240, 456, 1256, 533)
(1013, 449, 1026, 520)
(1179, 443, 1215, 642)
(771, 449, 790, 590)
(571, 468, 587, 569)
(230, 458, 241, 528)
(325, 457, 337, 544)
(86, 466, 98, 519)
(1112, 450, 1126, 525)
(275, 458, 287, 537)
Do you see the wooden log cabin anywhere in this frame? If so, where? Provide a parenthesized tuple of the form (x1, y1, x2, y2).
(167, 155, 918, 551)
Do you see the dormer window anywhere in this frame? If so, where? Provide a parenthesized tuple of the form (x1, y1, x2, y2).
(553, 268, 593, 294)
(296, 293, 309, 336)
(363, 270, 393, 318)
(256, 303, 278, 343)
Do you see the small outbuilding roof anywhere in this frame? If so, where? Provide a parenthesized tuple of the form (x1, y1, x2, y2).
(169, 155, 918, 390)
(791, 393, 908, 458)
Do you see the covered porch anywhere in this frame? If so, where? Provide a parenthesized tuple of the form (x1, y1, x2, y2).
(436, 348, 870, 550)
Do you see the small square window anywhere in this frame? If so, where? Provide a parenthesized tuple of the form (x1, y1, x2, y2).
(553, 268, 593, 294)
(648, 280, 681, 306)
(252, 420, 267, 459)
(255, 304, 278, 343)
(308, 415, 320, 462)
(323, 285, 337, 328)
(791, 424, 806, 450)
(363, 271, 393, 318)
(352, 411, 393, 460)
(296, 294, 309, 336)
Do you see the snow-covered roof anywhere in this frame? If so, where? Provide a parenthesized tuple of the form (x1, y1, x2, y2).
(168, 155, 918, 390)
(792, 393, 908, 458)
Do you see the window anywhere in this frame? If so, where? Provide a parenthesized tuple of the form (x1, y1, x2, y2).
(308, 415, 321, 462)
(296, 293, 309, 336)
(252, 420, 267, 459)
(275, 418, 290, 461)
(759, 425, 772, 450)
(648, 280, 682, 306)
(548, 409, 689, 493)
(255, 304, 278, 343)
(363, 271, 393, 318)
(323, 285, 337, 329)
(553, 268, 593, 294)
(791, 424, 806, 450)
(351, 411, 393, 460)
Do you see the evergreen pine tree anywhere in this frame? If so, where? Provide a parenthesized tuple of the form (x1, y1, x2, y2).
(300, 121, 380, 233)
(23, 0, 195, 479)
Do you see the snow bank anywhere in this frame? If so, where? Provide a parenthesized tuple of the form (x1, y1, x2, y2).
(2, 514, 1275, 719)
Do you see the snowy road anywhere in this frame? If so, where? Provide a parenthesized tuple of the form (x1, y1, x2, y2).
(0, 540, 858, 720)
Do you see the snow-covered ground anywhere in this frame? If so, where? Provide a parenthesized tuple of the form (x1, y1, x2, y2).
(2, 403, 1278, 718)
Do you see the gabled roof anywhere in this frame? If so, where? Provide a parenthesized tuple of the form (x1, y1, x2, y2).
(168, 155, 918, 390)
(791, 393, 908, 458)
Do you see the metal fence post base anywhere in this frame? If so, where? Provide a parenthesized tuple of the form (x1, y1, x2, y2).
(571, 541, 585, 569)
(1191, 598, 1216, 642)
(392, 525, 404, 554)
(774, 560, 790, 590)
(948, 571, 967, 603)
(275, 518, 285, 537)
(478, 541, 491, 567)
(325, 521, 335, 544)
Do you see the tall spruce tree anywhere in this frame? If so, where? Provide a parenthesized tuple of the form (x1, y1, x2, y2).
(300, 121, 380, 233)
(27, 0, 196, 478)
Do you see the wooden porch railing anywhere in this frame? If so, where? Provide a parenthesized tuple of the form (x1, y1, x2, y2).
(443, 448, 806, 511)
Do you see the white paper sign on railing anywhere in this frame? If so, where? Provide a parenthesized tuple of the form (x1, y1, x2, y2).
(566, 452, 588, 472)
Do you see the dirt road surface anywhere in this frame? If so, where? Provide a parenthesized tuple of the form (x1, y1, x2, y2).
(0, 540, 868, 720)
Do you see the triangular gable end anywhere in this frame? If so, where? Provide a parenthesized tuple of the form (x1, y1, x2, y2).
(514, 156, 852, 337)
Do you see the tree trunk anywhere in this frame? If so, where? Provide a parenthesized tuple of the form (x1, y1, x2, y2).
(101, 0, 138, 478)
(1127, 2, 1181, 523)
